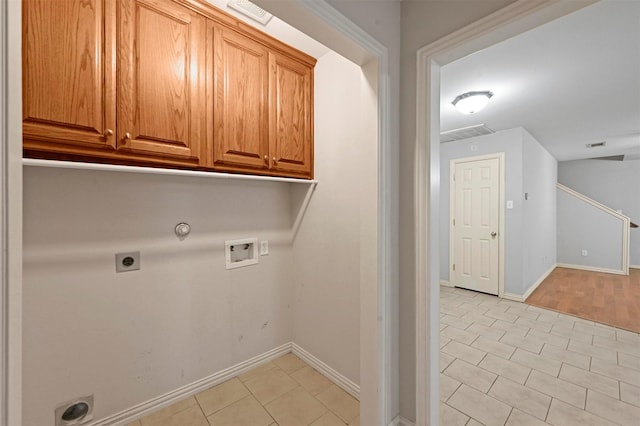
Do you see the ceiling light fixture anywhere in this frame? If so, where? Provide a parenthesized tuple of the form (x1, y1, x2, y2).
(452, 91, 494, 114)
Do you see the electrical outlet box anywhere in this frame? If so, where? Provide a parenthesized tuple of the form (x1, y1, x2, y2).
(225, 238, 258, 269)
(260, 240, 269, 256)
(115, 251, 140, 273)
(55, 394, 94, 426)
(581, 249, 588, 257)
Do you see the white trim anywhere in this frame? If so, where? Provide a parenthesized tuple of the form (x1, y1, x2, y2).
(290, 1, 393, 423)
(0, 0, 8, 421)
(2, 0, 22, 423)
(291, 342, 360, 400)
(524, 263, 555, 300)
(630, 265, 640, 270)
(23, 159, 319, 185)
(449, 153, 505, 297)
(414, 1, 597, 425)
(557, 183, 631, 220)
(89, 342, 361, 425)
(388, 415, 416, 426)
(557, 263, 628, 276)
(439, 280, 453, 288)
(557, 183, 630, 274)
(92, 343, 292, 426)
(504, 263, 556, 302)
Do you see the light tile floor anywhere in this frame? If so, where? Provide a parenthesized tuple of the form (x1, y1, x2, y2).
(125, 286, 640, 426)
(126, 353, 360, 426)
(440, 286, 640, 425)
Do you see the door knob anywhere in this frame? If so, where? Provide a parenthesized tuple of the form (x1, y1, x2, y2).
(491, 232, 497, 238)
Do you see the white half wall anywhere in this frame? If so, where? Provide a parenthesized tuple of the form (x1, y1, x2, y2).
(558, 159, 640, 267)
(557, 187, 627, 272)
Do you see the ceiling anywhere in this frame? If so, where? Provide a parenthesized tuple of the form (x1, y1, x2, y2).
(440, 0, 640, 162)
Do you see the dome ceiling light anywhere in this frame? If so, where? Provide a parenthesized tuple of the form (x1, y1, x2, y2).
(452, 91, 494, 114)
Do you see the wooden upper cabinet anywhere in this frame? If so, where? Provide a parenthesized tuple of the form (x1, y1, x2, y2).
(23, 0, 116, 151)
(269, 53, 313, 178)
(210, 23, 270, 172)
(117, 0, 206, 165)
(23, 0, 315, 177)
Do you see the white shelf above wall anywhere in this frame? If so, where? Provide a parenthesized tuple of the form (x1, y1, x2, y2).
(22, 159, 318, 186)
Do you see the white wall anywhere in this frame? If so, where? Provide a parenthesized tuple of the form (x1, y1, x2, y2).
(399, 1, 517, 419)
(291, 50, 366, 385)
(558, 159, 640, 267)
(323, 2, 402, 421)
(522, 130, 557, 293)
(22, 169, 296, 425)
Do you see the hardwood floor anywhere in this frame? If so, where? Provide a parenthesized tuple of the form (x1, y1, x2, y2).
(526, 267, 640, 333)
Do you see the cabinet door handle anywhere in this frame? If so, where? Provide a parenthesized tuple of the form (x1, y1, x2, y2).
(264, 155, 268, 165)
(272, 157, 277, 165)
(124, 132, 132, 141)
(104, 129, 113, 136)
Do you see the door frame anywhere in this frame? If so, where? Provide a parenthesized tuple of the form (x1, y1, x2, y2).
(414, 1, 597, 424)
(5, 1, 393, 425)
(1, 0, 23, 424)
(449, 153, 505, 297)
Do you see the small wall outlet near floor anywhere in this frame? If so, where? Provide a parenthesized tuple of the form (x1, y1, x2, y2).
(115, 251, 140, 273)
(581, 249, 588, 257)
(55, 395, 94, 426)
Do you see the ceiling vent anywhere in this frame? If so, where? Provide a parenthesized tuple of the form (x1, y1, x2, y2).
(586, 141, 606, 148)
(591, 155, 624, 161)
(227, 0, 273, 25)
(440, 124, 495, 143)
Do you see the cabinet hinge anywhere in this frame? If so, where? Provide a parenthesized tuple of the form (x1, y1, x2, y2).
(453, 218, 455, 226)
(452, 264, 456, 271)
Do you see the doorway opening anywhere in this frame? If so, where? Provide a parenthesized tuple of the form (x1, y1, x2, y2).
(414, 1, 597, 424)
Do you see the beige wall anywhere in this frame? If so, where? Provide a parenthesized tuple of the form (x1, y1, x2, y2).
(21, 44, 376, 426)
(291, 49, 372, 386)
(22, 169, 296, 425)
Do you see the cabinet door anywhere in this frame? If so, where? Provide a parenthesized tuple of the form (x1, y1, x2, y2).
(117, 0, 205, 164)
(269, 53, 313, 178)
(210, 24, 269, 172)
(23, 0, 116, 151)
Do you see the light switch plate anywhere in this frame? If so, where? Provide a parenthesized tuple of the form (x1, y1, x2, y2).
(506, 200, 514, 209)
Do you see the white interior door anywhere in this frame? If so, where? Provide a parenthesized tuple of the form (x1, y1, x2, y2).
(452, 156, 501, 295)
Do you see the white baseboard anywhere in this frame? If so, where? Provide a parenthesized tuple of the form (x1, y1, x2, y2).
(388, 415, 415, 426)
(93, 343, 291, 425)
(439, 280, 453, 287)
(630, 264, 640, 270)
(502, 264, 556, 302)
(557, 263, 627, 276)
(91, 342, 360, 425)
(502, 292, 525, 302)
(292, 342, 360, 400)
(523, 263, 556, 300)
